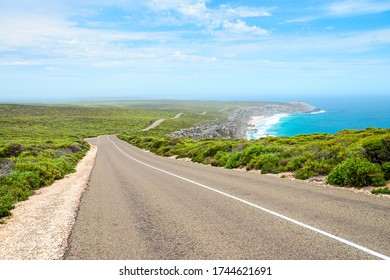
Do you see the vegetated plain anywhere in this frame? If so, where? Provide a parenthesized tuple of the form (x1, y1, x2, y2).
(1, 101, 389, 220)
(0, 102, 222, 219)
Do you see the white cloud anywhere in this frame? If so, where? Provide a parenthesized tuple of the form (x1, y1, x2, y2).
(222, 20, 269, 36)
(284, 16, 317, 23)
(328, 0, 390, 16)
(145, 0, 271, 35)
(222, 5, 272, 18)
(0, 60, 44, 66)
(286, 0, 390, 23)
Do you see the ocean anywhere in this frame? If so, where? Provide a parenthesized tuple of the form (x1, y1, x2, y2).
(248, 95, 390, 139)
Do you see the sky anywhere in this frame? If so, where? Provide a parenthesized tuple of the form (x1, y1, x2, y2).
(1, 0, 390, 102)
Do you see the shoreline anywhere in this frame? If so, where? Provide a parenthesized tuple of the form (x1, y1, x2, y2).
(246, 113, 290, 140)
(168, 101, 318, 140)
(246, 109, 327, 140)
(246, 115, 266, 139)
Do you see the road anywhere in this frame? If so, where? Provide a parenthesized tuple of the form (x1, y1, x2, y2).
(65, 135, 390, 260)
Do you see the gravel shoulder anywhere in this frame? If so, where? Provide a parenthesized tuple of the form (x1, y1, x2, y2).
(0, 142, 97, 260)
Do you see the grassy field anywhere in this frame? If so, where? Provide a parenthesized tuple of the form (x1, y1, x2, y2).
(1, 100, 389, 219)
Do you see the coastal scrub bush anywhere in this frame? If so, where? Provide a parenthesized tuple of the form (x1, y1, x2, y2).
(241, 145, 266, 166)
(0, 143, 26, 158)
(294, 169, 315, 180)
(381, 162, 390, 180)
(285, 152, 314, 171)
(248, 154, 280, 170)
(362, 136, 390, 164)
(326, 157, 385, 187)
(0, 194, 14, 218)
(224, 152, 243, 169)
(371, 187, 390, 195)
(194, 142, 232, 163)
(240, 144, 283, 166)
(261, 162, 278, 174)
(210, 151, 229, 167)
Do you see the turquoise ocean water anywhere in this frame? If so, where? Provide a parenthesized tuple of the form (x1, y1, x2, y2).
(248, 95, 390, 139)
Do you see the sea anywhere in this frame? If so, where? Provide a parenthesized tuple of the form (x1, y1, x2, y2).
(247, 95, 390, 139)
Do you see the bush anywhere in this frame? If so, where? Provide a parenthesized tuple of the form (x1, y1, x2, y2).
(211, 151, 229, 167)
(0, 143, 25, 157)
(285, 154, 309, 171)
(0, 194, 14, 218)
(248, 154, 280, 170)
(362, 136, 390, 164)
(381, 162, 390, 180)
(225, 152, 243, 169)
(294, 169, 315, 180)
(326, 158, 385, 187)
(371, 187, 390, 195)
(261, 163, 278, 174)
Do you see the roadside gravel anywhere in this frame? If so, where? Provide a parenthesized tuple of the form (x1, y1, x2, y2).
(0, 143, 97, 260)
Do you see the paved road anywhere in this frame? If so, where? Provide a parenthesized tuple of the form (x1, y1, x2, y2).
(65, 135, 390, 260)
(141, 119, 165, 131)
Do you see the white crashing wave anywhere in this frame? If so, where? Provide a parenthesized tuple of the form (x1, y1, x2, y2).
(248, 114, 290, 139)
(309, 110, 326, 115)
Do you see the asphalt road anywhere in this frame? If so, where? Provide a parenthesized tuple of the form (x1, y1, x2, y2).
(65, 135, 390, 260)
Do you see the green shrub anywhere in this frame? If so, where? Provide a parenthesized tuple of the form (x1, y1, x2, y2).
(294, 169, 315, 180)
(0, 194, 14, 218)
(248, 154, 280, 170)
(302, 159, 333, 175)
(261, 162, 278, 174)
(225, 152, 243, 169)
(240, 145, 267, 165)
(362, 136, 390, 164)
(371, 187, 390, 195)
(381, 162, 390, 180)
(202, 143, 232, 158)
(210, 151, 229, 167)
(0, 143, 25, 157)
(285, 155, 307, 171)
(326, 158, 385, 187)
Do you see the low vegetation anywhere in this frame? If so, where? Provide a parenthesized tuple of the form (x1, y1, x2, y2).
(1, 102, 389, 219)
(0, 103, 217, 219)
(119, 127, 390, 189)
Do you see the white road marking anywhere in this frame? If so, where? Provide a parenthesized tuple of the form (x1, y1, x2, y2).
(107, 136, 390, 260)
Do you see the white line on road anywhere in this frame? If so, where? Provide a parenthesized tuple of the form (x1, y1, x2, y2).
(107, 136, 390, 260)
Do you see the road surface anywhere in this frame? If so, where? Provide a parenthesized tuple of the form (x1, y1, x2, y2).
(142, 119, 165, 131)
(65, 135, 390, 260)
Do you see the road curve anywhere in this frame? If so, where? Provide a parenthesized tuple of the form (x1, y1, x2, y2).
(65, 135, 390, 260)
(142, 119, 165, 131)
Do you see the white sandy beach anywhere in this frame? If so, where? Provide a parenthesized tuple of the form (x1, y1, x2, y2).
(246, 116, 265, 139)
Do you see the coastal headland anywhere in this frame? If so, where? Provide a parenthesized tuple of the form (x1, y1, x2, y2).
(168, 101, 318, 139)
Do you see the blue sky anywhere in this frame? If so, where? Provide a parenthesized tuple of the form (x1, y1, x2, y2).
(1, 0, 390, 102)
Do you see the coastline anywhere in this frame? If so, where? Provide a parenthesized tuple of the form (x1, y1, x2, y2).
(168, 101, 318, 140)
(246, 115, 265, 139)
(246, 108, 327, 140)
